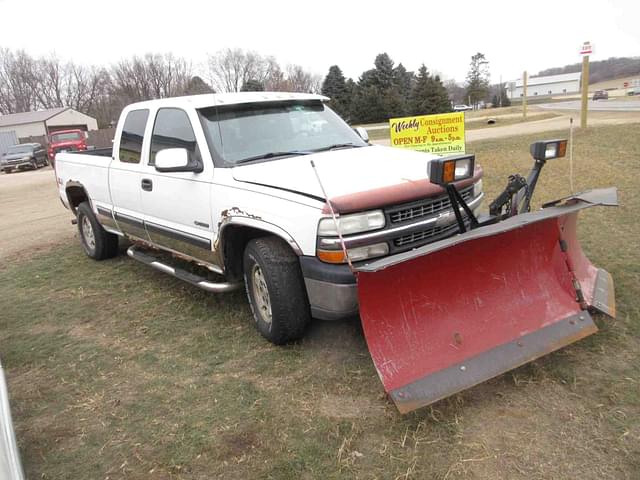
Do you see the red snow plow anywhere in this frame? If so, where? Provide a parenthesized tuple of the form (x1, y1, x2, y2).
(356, 140, 617, 414)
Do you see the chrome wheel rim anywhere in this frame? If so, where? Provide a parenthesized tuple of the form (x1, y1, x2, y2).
(81, 216, 96, 251)
(251, 264, 272, 324)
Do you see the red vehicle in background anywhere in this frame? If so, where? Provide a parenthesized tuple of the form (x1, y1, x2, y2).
(48, 129, 87, 164)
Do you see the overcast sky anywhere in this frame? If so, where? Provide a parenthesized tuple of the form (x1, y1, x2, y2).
(0, 0, 638, 85)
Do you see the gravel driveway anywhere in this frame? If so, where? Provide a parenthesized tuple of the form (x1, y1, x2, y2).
(0, 167, 74, 261)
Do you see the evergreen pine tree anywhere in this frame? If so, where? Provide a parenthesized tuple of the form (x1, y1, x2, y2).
(409, 65, 451, 115)
(465, 52, 490, 107)
(321, 65, 349, 118)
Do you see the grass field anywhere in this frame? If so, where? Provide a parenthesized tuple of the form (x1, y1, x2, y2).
(2, 123, 639, 479)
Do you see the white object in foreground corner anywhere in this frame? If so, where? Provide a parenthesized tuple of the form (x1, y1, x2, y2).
(0, 360, 25, 480)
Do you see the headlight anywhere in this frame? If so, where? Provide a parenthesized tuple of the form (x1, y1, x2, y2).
(473, 179, 483, 198)
(317, 210, 385, 236)
(317, 242, 389, 264)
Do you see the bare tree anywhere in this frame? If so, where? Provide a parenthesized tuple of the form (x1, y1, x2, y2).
(0, 48, 39, 114)
(207, 48, 280, 93)
(110, 53, 192, 104)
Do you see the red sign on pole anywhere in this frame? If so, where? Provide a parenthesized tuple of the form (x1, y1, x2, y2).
(624, 81, 629, 88)
(580, 41, 593, 56)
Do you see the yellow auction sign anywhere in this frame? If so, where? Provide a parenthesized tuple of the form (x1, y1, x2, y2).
(389, 112, 465, 155)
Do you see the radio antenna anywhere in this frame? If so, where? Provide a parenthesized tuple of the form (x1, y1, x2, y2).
(309, 160, 354, 272)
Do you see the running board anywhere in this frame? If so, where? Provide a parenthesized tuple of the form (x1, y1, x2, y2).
(126, 246, 242, 293)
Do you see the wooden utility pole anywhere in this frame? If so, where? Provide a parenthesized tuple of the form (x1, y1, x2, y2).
(580, 55, 590, 128)
(522, 71, 528, 119)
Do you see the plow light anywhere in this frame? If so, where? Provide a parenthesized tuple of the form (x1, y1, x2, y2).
(530, 139, 568, 161)
(428, 154, 475, 186)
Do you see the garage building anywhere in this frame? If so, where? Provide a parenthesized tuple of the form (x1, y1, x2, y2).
(508, 72, 582, 99)
(0, 107, 98, 142)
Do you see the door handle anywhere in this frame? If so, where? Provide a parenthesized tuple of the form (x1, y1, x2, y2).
(141, 178, 153, 191)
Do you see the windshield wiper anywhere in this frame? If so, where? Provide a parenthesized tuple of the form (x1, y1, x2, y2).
(234, 150, 313, 165)
(312, 143, 366, 152)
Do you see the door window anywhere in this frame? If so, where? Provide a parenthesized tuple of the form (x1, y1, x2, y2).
(149, 108, 200, 166)
(118, 109, 149, 163)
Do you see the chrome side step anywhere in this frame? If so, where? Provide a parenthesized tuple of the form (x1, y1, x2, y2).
(126, 246, 242, 293)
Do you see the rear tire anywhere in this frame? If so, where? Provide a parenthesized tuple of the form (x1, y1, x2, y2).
(243, 236, 310, 344)
(77, 202, 119, 260)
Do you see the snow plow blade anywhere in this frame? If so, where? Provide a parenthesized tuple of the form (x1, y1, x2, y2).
(356, 188, 617, 414)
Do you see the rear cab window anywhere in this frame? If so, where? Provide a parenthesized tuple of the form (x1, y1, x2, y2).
(118, 109, 149, 163)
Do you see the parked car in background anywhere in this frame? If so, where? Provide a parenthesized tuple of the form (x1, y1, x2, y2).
(453, 104, 473, 112)
(627, 88, 638, 96)
(592, 90, 609, 100)
(48, 129, 87, 164)
(0, 143, 48, 173)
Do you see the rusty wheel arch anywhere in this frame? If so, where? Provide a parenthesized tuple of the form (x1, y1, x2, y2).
(218, 222, 301, 282)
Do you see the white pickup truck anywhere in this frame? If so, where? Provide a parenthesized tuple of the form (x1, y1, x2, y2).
(55, 92, 484, 344)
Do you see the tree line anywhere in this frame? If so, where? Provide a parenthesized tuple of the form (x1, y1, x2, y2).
(321, 52, 503, 124)
(0, 48, 323, 127)
(535, 56, 640, 84)
(0, 46, 503, 127)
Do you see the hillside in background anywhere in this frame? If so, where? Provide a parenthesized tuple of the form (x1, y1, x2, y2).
(534, 56, 640, 84)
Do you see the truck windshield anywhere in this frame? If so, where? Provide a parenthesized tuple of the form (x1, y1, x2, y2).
(50, 132, 82, 142)
(6, 145, 33, 154)
(198, 101, 368, 165)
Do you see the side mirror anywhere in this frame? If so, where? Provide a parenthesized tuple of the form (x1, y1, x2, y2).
(155, 148, 202, 173)
(354, 126, 369, 143)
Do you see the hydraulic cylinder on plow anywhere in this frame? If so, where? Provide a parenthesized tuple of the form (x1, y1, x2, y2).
(356, 140, 617, 414)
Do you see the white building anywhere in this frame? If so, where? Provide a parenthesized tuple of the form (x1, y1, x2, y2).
(508, 72, 582, 100)
(0, 107, 98, 141)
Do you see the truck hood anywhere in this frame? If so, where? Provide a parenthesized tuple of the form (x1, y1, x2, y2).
(231, 145, 482, 213)
(232, 145, 436, 202)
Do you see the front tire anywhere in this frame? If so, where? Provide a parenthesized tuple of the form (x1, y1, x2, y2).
(243, 237, 310, 344)
(77, 202, 119, 260)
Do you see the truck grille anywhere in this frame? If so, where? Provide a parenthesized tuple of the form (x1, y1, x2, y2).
(393, 222, 460, 247)
(387, 186, 474, 224)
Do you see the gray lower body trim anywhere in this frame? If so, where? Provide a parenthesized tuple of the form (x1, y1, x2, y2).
(96, 206, 119, 232)
(145, 221, 211, 250)
(304, 278, 359, 321)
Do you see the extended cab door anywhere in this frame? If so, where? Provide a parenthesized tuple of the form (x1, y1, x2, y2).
(139, 107, 216, 264)
(108, 108, 151, 240)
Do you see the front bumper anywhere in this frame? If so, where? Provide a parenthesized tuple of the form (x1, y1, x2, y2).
(1, 159, 34, 171)
(299, 256, 358, 321)
(301, 191, 485, 320)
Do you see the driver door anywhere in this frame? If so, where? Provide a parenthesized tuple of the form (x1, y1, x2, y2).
(139, 107, 216, 264)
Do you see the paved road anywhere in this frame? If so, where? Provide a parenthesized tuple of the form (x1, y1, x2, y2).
(0, 167, 74, 261)
(538, 99, 640, 111)
(371, 110, 640, 146)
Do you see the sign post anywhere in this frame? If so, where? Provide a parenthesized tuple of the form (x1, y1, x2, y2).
(580, 41, 593, 129)
(522, 71, 528, 120)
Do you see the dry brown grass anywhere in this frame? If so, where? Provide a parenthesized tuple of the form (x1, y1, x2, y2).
(1, 123, 639, 479)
